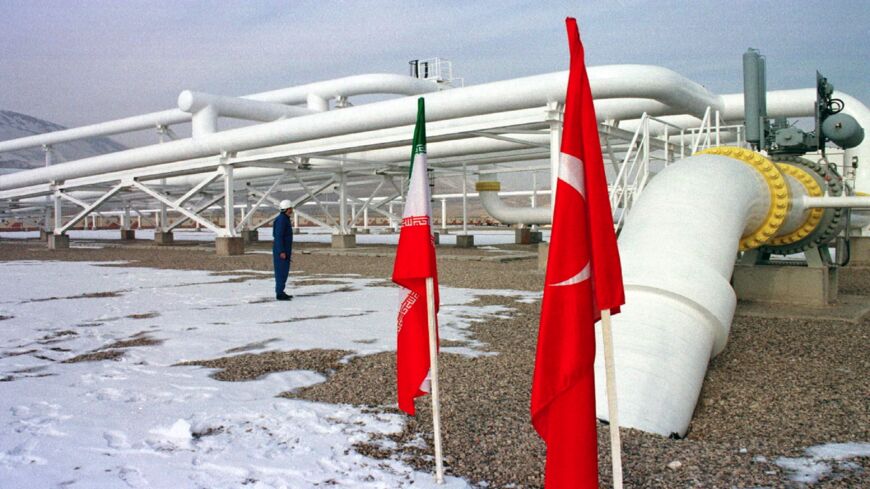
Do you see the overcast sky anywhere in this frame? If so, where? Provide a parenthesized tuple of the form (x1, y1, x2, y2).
(1, 0, 867, 139)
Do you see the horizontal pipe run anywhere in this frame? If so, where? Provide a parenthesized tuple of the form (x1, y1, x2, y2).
(0, 74, 441, 154)
(178, 91, 315, 121)
(800, 195, 870, 208)
(0, 65, 722, 192)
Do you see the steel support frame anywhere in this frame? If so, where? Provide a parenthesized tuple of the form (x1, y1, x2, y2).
(235, 172, 287, 233)
(293, 170, 338, 227)
(58, 192, 110, 219)
(165, 194, 224, 232)
(131, 180, 224, 235)
(56, 182, 126, 234)
(350, 177, 386, 224)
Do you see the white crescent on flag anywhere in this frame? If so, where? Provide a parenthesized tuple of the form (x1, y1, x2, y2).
(559, 152, 586, 198)
(549, 151, 591, 288)
(550, 262, 591, 287)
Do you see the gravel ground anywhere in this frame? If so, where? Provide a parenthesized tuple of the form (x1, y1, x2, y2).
(1, 238, 868, 488)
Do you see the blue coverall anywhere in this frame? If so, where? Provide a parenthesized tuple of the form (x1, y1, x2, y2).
(272, 212, 294, 296)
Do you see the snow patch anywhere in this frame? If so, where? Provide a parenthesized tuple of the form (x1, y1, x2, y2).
(775, 441, 870, 484)
(0, 260, 533, 487)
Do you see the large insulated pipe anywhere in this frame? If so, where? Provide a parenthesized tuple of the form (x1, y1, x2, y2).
(141, 132, 552, 189)
(178, 91, 315, 121)
(0, 65, 722, 191)
(0, 74, 442, 154)
(592, 147, 795, 437)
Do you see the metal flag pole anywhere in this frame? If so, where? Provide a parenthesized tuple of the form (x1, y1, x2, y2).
(425, 276, 445, 484)
(601, 308, 624, 489)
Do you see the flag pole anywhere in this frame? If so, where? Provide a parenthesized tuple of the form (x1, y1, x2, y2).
(601, 308, 624, 489)
(425, 276, 445, 484)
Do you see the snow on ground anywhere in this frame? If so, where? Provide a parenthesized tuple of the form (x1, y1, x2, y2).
(0, 260, 537, 488)
(0, 228, 551, 247)
(774, 442, 870, 484)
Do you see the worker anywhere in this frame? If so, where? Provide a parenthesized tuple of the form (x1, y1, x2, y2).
(273, 200, 294, 301)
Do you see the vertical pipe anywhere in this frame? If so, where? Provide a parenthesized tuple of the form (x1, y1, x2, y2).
(550, 121, 562, 220)
(222, 164, 235, 237)
(462, 163, 468, 235)
(743, 49, 763, 146)
(338, 171, 347, 234)
(43, 146, 53, 232)
(191, 106, 219, 138)
(53, 189, 62, 233)
(306, 94, 329, 112)
(363, 207, 369, 230)
(532, 172, 538, 208)
(664, 126, 670, 165)
(123, 204, 131, 230)
(157, 128, 168, 232)
(243, 193, 251, 230)
(441, 199, 447, 230)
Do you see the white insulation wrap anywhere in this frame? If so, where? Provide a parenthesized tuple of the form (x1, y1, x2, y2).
(478, 189, 551, 225)
(0, 65, 723, 192)
(593, 153, 773, 437)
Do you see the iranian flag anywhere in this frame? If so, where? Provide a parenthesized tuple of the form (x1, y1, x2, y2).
(530, 18, 625, 488)
(392, 97, 439, 416)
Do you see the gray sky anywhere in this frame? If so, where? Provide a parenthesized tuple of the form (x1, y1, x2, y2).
(1, 0, 868, 143)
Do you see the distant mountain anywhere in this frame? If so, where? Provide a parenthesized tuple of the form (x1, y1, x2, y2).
(0, 110, 126, 173)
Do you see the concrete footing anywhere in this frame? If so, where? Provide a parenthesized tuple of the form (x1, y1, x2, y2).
(515, 228, 532, 244)
(514, 228, 532, 244)
(849, 236, 870, 266)
(538, 242, 549, 271)
(455, 234, 475, 248)
(216, 237, 245, 256)
(332, 234, 357, 249)
(120, 230, 135, 241)
(732, 263, 838, 307)
(241, 229, 259, 243)
(154, 231, 174, 245)
(48, 234, 69, 250)
(39, 229, 50, 241)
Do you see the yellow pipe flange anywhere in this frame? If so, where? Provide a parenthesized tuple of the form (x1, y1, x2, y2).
(767, 163, 824, 247)
(696, 146, 789, 250)
(475, 181, 501, 192)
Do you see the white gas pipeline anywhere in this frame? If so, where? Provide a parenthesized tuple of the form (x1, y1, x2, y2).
(592, 147, 805, 437)
(0, 74, 442, 154)
(0, 65, 721, 192)
(472, 181, 551, 225)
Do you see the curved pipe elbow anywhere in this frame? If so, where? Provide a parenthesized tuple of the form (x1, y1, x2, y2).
(247, 73, 444, 105)
(588, 64, 723, 117)
(476, 181, 551, 225)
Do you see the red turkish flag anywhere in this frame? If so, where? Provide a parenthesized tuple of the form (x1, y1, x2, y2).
(530, 18, 625, 488)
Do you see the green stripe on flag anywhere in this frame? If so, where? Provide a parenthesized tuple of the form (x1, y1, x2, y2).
(409, 97, 426, 178)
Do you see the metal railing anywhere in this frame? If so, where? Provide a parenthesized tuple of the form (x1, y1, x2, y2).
(609, 108, 751, 231)
(608, 113, 684, 231)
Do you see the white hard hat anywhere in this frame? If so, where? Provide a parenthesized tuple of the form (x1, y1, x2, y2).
(279, 200, 292, 210)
